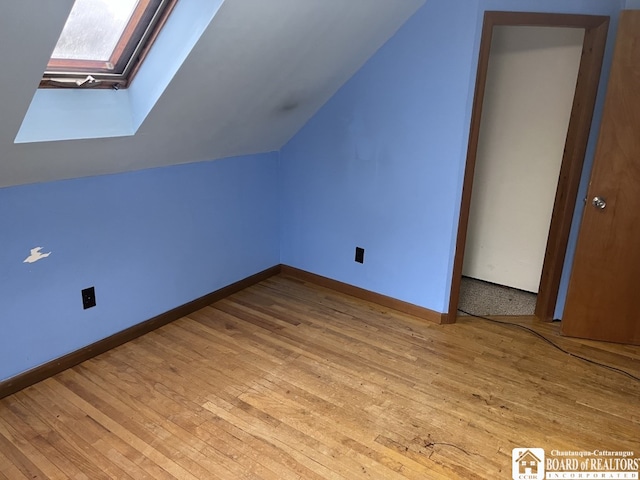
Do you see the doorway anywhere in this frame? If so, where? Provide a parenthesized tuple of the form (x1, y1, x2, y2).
(459, 25, 584, 317)
(445, 12, 610, 323)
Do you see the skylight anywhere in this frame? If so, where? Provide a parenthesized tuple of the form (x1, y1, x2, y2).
(42, 0, 176, 89)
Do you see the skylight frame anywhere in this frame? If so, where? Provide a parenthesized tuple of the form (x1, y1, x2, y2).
(41, 0, 178, 90)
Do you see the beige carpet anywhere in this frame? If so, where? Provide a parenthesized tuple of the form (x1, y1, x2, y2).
(458, 276, 536, 316)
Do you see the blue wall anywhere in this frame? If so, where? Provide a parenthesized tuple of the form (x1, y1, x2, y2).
(2, 0, 628, 383)
(280, 0, 623, 315)
(280, 0, 479, 312)
(0, 153, 279, 381)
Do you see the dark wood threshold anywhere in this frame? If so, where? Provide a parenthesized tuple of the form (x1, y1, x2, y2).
(0, 265, 282, 400)
(1, 264, 446, 399)
(280, 265, 445, 324)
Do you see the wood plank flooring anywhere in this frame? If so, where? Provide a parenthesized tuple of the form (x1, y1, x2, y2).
(1, 274, 638, 479)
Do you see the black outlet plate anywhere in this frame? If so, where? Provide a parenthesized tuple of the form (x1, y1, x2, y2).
(355, 247, 365, 264)
(82, 287, 96, 309)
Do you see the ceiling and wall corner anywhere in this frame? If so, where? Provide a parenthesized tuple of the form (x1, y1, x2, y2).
(1, 0, 425, 188)
(279, 0, 625, 316)
(280, 0, 484, 312)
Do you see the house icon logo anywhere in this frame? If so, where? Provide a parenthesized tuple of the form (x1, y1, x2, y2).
(512, 448, 545, 480)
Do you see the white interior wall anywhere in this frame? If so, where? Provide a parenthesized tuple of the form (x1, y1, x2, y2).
(463, 26, 584, 292)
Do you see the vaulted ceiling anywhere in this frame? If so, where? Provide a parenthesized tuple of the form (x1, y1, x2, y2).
(0, 0, 425, 188)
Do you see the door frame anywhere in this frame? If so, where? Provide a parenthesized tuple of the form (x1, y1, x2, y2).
(444, 11, 610, 324)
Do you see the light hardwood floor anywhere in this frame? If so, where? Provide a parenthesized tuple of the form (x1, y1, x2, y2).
(1, 274, 638, 479)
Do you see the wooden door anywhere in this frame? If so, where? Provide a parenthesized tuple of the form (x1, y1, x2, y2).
(562, 11, 640, 345)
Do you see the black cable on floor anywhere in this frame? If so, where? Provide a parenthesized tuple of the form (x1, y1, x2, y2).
(458, 308, 640, 384)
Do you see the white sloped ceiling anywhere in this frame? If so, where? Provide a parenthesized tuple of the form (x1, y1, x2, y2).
(0, 0, 424, 188)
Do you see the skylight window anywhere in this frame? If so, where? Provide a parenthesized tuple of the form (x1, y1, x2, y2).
(42, 0, 176, 89)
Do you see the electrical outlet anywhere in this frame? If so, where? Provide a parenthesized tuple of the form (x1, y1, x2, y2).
(82, 287, 96, 309)
(355, 247, 365, 264)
